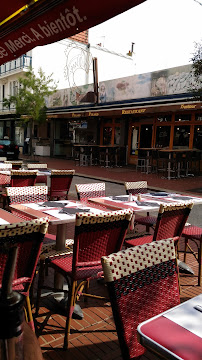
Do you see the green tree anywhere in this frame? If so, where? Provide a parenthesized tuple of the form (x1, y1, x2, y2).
(4, 67, 57, 156)
(190, 41, 202, 100)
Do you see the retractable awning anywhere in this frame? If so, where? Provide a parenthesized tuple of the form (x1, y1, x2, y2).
(0, 0, 146, 66)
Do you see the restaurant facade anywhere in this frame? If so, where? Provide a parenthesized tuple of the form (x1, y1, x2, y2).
(46, 63, 202, 166)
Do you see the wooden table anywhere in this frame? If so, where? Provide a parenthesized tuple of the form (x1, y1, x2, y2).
(137, 294, 202, 360)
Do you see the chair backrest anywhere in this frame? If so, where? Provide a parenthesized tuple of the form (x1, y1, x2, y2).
(10, 170, 38, 187)
(0, 157, 7, 161)
(6, 186, 48, 205)
(0, 163, 12, 170)
(27, 163, 48, 171)
(5, 160, 23, 170)
(124, 181, 147, 195)
(75, 182, 105, 202)
(101, 239, 180, 360)
(0, 218, 49, 295)
(72, 209, 133, 277)
(153, 202, 193, 244)
(50, 170, 75, 199)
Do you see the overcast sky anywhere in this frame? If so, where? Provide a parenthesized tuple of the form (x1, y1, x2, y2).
(89, 0, 202, 74)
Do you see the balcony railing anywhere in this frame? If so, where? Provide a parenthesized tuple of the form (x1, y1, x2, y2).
(0, 101, 16, 112)
(0, 55, 32, 76)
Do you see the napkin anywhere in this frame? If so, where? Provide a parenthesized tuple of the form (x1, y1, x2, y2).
(40, 201, 67, 208)
(170, 196, 193, 201)
(135, 201, 159, 207)
(59, 207, 89, 215)
(111, 196, 129, 201)
(149, 192, 169, 197)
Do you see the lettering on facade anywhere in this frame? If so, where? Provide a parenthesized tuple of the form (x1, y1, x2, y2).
(88, 112, 99, 116)
(122, 109, 146, 114)
(72, 113, 82, 118)
(180, 104, 196, 109)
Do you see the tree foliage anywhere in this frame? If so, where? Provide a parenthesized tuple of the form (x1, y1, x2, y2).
(4, 67, 57, 154)
(190, 41, 202, 100)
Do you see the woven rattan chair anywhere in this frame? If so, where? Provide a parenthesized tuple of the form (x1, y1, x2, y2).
(0, 218, 49, 331)
(181, 225, 202, 286)
(124, 181, 157, 232)
(2, 170, 38, 208)
(36, 209, 133, 349)
(125, 202, 193, 250)
(75, 182, 105, 203)
(0, 163, 12, 170)
(101, 238, 180, 360)
(6, 185, 56, 246)
(27, 163, 48, 185)
(10, 170, 38, 187)
(49, 169, 75, 200)
(4, 160, 23, 170)
(6, 185, 48, 207)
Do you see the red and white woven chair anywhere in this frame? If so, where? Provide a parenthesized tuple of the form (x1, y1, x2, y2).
(75, 182, 105, 203)
(0, 218, 49, 331)
(125, 202, 193, 251)
(10, 170, 38, 187)
(6, 185, 48, 208)
(49, 169, 75, 200)
(181, 224, 202, 286)
(2, 170, 38, 208)
(101, 238, 181, 359)
(36, 209, 133, 349)
(6, 185, 56, 248)
(27, 163, 48, 185)
(124, 181, 157, 232)
(4, 160, 23, 170)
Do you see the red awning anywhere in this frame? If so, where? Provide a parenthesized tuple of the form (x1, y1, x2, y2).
(0, 0, 146, 66)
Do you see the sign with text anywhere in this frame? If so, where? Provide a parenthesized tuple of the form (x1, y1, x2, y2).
(0, 0, 145, 65)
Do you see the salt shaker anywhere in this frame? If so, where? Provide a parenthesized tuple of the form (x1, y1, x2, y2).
(128, 193, 133, 202)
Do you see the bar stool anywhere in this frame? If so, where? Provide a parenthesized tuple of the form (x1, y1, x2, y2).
(80, 146, 90, 166)
(136, 158, 146, 172)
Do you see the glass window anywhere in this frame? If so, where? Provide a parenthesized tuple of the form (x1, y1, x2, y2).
(194, 126, 202, 150)
(155, 126, 171, 148)
(173, 126, 190, 148)
(103, 127, 112, 145)
(114, 127, 120, 145)
(103, 119, 112, 124)
(175, 114, 191, 122)
(196, 113, 202, 121)
(139, 125, 153, 148)
(131, 126, 139, 155)
(157, 115, 172, 122)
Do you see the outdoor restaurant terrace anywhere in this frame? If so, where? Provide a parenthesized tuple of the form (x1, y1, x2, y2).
(0, 154, 202, 359)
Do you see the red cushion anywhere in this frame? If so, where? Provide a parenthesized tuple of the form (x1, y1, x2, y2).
(50, 254, 103, 281)
(182, 225, 202, 240)
(136, 216, 157, 226)
(125, 235, 153, 247)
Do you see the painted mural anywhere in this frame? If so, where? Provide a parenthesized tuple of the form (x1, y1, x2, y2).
(47, 64, 195, 108)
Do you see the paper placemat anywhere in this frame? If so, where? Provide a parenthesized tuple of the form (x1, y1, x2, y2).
(0, 219, 9, 225)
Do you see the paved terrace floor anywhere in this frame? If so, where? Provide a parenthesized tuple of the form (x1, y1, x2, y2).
(20, 155, 202, 360)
